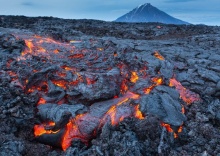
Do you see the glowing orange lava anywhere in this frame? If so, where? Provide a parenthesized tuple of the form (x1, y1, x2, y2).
(12, 34, 200, 151)
(97, 48, 103, 51)
(169, 78, 200, 104)
(34, 92, 141, 151)
(120, 80, 128, 94)
(68, 54, 84, 59)
(18, 35, 76, 60)
(144, 77, 163, 94)
(34, 121, 59, 137)
(154, 51, 165, 60)
(37, 97, 47, 105)
(54, 49, 59, 54)
(52, 80, 67, 90)
(7, 71, 18, 80)
(86, 77, 95, 85)
(161, 122, 182, 138)
(61, 114, 86, 151)
(152, 77, 163, 85)
(22, 40, 34, 55)
(134, 105, 144, 120)
(61, 66, 72, 71)
(130, 71, 139, 83)
(101, 98, 129, 126)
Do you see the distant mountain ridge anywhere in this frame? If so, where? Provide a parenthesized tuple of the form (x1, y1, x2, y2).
(115, 3, 189, 25)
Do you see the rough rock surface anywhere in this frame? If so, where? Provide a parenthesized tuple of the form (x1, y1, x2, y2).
(0, 15, 220, 156)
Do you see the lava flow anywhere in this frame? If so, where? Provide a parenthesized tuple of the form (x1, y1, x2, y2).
(154, 51, 165, 60)
(60, 92, 142, 150)
(169, 78, 200, 104)
(144, 77, 163, 94)
(6, 33, 200, 151)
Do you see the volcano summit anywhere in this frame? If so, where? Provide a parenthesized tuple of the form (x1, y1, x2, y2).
(115, 3, 189, 25)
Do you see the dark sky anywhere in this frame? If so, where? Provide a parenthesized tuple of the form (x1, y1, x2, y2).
(0, 0, 219, 25)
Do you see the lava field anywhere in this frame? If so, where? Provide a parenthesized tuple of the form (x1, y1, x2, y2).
(0, 16, 220, 156)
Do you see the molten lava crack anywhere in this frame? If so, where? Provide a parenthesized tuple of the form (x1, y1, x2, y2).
(4, 33, 201, 150)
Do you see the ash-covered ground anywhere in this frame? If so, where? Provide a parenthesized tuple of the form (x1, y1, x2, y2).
(0, 16, 220, 156)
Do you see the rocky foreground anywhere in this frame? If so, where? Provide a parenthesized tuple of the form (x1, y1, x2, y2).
(0, 16, 220, 156)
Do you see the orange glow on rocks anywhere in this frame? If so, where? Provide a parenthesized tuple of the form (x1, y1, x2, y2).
(18, 35, 76, 60)
(101, 98, 129, 126)
(34, 92, 141, 151)
(152, 77, 163, 85)
(134, 105, 144, 120)
(161, 123, 173, 133)
(69, 40, 82, 43)
(144, 86, 154, 94)
(161, 102, 185, 138)
(61, 114, 86, 151)
(130, 71, 139, 83)
(154, 51, 164, 60)
(68, 54, 84, 59)
(181, 105, 185, 114)
(62, 66, 72, 71)
(36, 46, 46, 53)
(22, 40, 34, 55)
(54, 49, 59, 54)
(57, 72, 67, 78)
(120, 80, 128, 94)
(37, 97, 47, 105)
(169, 78, 200, 104)
(161, 122, 182, 138)
(86, 77, 95, 85)
(61, 122, 76, 151)
(114, 95, 118, 98)
(125, 91, 140, 100)
(97, 48, 103, 51)
(144, 77, 163, 94)
(52, 80, 67, 89)
(34, 121, 59, 137)
(100, 92, 140, 126)
(9, 33, 202, 152)
(7, 71, 17, 78)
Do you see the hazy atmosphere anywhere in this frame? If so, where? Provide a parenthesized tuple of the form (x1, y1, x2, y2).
(0, 0, 219, 25)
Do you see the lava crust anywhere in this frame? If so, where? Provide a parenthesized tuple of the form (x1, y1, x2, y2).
(0, 15, 220, 156)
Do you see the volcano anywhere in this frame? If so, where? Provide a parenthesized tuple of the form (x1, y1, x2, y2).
(115, 3, 189, 24)
(0, 15, 220, 156)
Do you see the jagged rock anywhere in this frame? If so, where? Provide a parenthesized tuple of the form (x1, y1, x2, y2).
(208, 99, 220, 121)
(197, 68, 220, 83)
(37, 103, 87, 124)
(154, 85, 180, 100)
(208, 54, 220, 62)
(160, 60, 174, 81)
(0, 141, 24, 156)
(140, 92, 186, 126)
(70, 69, 121, 102)
(0, 33, 25, 54)
(209, 66, 220, 72)
(41, 80, 65, 103)
(217, 81, 220, 90)
(0, 15, 220, 156)
(26, 66, 58, 90)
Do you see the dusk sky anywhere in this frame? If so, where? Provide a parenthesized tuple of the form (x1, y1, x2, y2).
(0, 0, 219, 25)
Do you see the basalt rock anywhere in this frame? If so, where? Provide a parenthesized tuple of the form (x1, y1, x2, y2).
(0, 15, 220, 156)
(140, 91, 186, 127)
